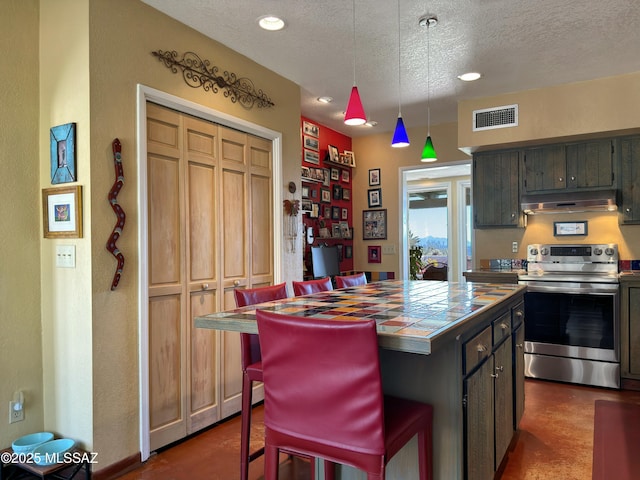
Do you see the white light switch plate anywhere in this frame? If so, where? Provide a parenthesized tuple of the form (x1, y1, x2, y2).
(382, 245, 397, 255)
(56, 245, 76, 268)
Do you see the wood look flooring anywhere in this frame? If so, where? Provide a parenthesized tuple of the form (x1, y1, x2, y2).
(115, 379, 640, 480)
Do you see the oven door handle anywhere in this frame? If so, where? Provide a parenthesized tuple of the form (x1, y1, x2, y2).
(519, 281, 619, 295)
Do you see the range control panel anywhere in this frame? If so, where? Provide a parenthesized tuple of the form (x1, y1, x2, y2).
(527, 243, 618, 264)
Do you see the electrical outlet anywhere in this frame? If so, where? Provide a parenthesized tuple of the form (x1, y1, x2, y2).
(9, 401, 24, 424)
(512, 241, 518, 253)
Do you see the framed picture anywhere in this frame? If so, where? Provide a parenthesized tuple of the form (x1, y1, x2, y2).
(341, 169, 350, 183)
(42, 185, 83, 238)
(368, 245, 382, 263)
(332, 206, 340, 220)
(343, 150, 355, 167)
(321, 188, 331, 203)
(345, 245, 353, 259)
(301, 199, 312, 211)
(304, 135, 319, 151)
(342, 188, 351, 201)
(328, 144, 340, 163)
(310, 187, 318, 199)
(332, 184, 342, 200)
(341, 208, 348, 220)
(324, 205, 331, 218)
(303, 120, 319, 137)
(332, 223, 342, 238)
(303, 149, 320, 165)
(50, 122, 77, 184)
(369, 168, 381, 186)
(322, 168, 330, 186)
(554, 221, 588, 236)
(363, 209, 387, 240)
(336, 244, 344, 262)
(302, 185, 310, 198)
(368, 188, 382, 208)
(330, 168, 340, 181)
(310, 203, 320, 218)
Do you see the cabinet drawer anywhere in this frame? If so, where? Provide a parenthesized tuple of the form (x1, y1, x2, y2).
(464, 326, 492, 374)
(493, 312, 511, 345)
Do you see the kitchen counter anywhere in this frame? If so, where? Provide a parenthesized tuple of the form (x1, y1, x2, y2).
(462, 269, 525, 284)
(195, 280, 526, 355)
(195, 280, 526, 479)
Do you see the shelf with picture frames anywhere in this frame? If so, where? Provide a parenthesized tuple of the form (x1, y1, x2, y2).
(326, 146, 356, 168)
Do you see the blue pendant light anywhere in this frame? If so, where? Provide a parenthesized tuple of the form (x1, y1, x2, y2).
(391, 0, 409, 147)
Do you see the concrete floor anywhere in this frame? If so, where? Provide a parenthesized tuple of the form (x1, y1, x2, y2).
(116, 379, 640, 480)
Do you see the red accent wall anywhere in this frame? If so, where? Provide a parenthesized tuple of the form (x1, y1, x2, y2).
(301, 116, 354, 276)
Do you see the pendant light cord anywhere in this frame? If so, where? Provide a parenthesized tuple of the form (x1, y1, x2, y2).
(427, 21, 431, 136)
(352, 0, 357, 87)
(397, 0, 402, 116)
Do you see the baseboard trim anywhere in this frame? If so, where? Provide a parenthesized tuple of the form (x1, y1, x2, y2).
(93, 453, 141, 480)
(621, 377, 640, 391)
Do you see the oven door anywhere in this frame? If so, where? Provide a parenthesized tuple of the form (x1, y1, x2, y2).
(519, 280, 619, 362)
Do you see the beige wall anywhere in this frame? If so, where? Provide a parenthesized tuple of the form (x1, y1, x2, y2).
(352, 122, 471, 278)
(0, 0, 44, 448)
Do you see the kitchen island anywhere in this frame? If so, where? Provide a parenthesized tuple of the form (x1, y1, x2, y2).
(196, 280, 526, 480)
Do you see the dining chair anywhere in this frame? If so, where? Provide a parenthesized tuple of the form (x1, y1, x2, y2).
(291, 277, 333, 296)
(335, 272, 367, 289)
(256, 310, 434, 480)
(234, 282, 288, 480)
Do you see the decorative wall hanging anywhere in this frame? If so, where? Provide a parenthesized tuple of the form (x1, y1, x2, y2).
(42, 185, 83, 238)
(283, 198, 301, 253)
(106, 139, 126, 290)
(152, 50, 274, 110)
(50, 122, 76, 184)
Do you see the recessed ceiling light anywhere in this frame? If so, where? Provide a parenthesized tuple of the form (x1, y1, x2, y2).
(317, 96, 333, 104)
(257, 15, 285, 31)
(458, 72, 482, 82)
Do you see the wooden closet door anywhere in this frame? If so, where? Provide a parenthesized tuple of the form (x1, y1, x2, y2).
(147, 103, 187, 450)
(184, 115, 220, 432)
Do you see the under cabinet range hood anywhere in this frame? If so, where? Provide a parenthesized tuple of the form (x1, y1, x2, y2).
(521, 190, 617, 214)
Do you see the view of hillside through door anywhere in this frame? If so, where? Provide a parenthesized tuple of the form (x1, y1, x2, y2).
(403, 164, 472, 282)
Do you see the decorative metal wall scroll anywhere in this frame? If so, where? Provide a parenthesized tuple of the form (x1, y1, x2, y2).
(152, 50, 275, 110)
(106, 139, 125, 290)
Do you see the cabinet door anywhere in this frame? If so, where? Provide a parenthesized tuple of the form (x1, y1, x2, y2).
(566, 139, 614, 189)
(628, 287, 640, 376)
(619, 136, 640, 224)
(494, 337, 514, 470)
(513, 324, 525, 429)
(464, 359, 495, 480)
(473, 151, 522, 228)
(523, 145, 566, 192)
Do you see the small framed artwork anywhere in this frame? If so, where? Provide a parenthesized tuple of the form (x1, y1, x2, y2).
(332, 206, 341, 220)
(345, 245, 353, 259)
(363, 209, 387, 240)
(341, 169, 350, 183)
(369, 168, 380, 186)
(303, 149, 320, 165)
(332, 223, 342, 238)
(303, 120, 319, 137)
(310, 203, 320, 218)
(310, 187, 318, 199)
(322, 168, 331, 186)
(368, 245, 382, 263)
(339, 222, 351, 238)
(331, 168, 340, 181)
(341, 208, 348, 220)
(343, 150, 355, 167)
(342, 188, 351, 201)
(301, 199, 312, 211)
(50, 122, 77, 184)
(321, 188, 331, 203)
(42, 185, 83, 238)
(332, 184, 342, 200)
(368, 188, 382, 208)
(328, 144, 340, 163)
(554, 221, 588, 236)
(324, 205, 331, 218)
(302, 185, 310, 198)
(304, 135, 319, 151)
(301, 166, 311, 179)
(336, 244, 344, 262)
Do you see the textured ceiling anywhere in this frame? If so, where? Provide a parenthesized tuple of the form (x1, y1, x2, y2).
(141, 0, 640, 139)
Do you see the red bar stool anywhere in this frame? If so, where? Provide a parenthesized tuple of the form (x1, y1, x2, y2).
(335, 272, 367, 288)
(256, 310, 434, 480)
(234, 283, 288, 480)
(291, 277, 333, 296)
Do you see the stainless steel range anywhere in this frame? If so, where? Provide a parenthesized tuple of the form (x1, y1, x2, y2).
(518, 243, 620, 389)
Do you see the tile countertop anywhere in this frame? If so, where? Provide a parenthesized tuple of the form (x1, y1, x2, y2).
(195, 280, 526, 355)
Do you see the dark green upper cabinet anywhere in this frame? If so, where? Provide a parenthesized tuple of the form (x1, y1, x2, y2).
(523, 139, 614, 193)
(619, 136, 640, 224)
(473, 150, 524, 228)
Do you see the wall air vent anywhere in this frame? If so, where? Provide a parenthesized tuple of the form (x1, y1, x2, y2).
(473, 104, 518, 131)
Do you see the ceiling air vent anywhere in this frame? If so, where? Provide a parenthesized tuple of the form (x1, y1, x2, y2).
(473, 104, 518, 131)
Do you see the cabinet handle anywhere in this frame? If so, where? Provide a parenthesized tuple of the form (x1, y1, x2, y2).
(496, 365, 504, 372)
(515, 310, 523, 318)
(500, 323, 508, 331)
(233, 280, 240, 286)
(516, 343, 524, 349)
(477, 344, 488, 353)
(491, 373, 499, 378)
(201, 283, 209, 290)
(626, 208, 632, 213)
(559, 177, 564, 182)
(570, 176, 576, 181)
